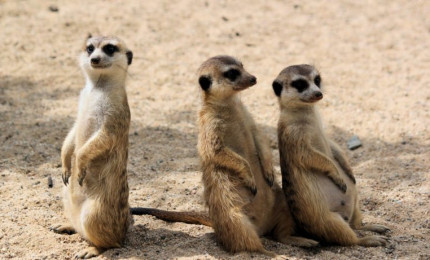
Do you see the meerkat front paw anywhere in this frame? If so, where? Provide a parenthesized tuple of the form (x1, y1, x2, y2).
(77, 167, 87, 186)
(358, 235, 389, 247)
(349, 174, 356, 184)
(263, 168, 275, 187)
(50, 223, 76, 235)
(249, 183, 257, 196)
(62, 168, 71, 186)
(361, 224, 391, 234)
(240, 173, 257, 195)
(237, 162, 258, 195)
(328, 174, 347, 193)
(74, 246, 101, 259)
(76, 154, 88, 186)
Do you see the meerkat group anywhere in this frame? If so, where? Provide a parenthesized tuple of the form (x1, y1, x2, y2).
(52, 35, 389, 258)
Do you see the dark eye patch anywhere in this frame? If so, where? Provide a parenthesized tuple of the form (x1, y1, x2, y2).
(102, 44, 119, 56)
(223, 69, 241, 81)
(291, 79, 309, 92)
(86, 45, 94, 55)
(314, 75, 321, 87)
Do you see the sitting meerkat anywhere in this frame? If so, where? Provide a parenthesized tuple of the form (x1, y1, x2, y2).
(50, 35, 133, 259)
(133, 56, 318, 256)
(273, 64, 390, 247)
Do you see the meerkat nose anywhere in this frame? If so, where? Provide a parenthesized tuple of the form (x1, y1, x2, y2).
(250, 76, 257, 85)
(91, 57, 101, 65)
(314, 91, 323, 99)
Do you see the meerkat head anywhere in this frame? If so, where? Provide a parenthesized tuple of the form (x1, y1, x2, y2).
(80, 34, 133, 79)
(272, 64, 322, 107)
(197, 55, 257, 99)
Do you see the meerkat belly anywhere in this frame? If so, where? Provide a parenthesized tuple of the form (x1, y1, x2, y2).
(224, 122, 275, 233)
(315, 168, 357, 221)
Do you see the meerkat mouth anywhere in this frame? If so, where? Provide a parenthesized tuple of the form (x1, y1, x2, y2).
(233, 82, 256, 91)
(233, 85, 251, 91)
(302, 96, 323, 103)
(91, 63, 112, 69)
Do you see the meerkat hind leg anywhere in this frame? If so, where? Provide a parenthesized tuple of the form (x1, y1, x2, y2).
(50, 223, 76, 235)
(278, 236, 319, 248)
(350, 200, 390, 234)
(358, 235, 389, 247)
(359, 224, 390, 234)
(75, 246, 103, 259)
(271, 216, 319, 247)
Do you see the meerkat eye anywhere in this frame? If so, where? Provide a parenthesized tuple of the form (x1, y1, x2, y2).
(86, 45, 94, 55)
(314, 75, 321, 87)
(102, 44, 119, 56)
(223, 69, 241, 81)
(291, 79, 309, 93)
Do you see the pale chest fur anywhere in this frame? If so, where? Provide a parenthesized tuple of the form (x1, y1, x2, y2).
(75, 85, 107, 148)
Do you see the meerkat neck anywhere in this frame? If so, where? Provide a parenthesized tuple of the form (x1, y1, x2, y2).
(85, 72, 126, 90)
(204, 94, 240, 107)
(282, 103, 315, 114)
(280, 104, 320, 124)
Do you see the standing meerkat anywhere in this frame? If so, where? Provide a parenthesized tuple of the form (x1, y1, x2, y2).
(50, 35, 133, 259)
(273, 64, 390, 247)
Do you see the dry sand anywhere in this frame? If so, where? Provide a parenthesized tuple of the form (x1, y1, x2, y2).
(0, 0, 429, 259)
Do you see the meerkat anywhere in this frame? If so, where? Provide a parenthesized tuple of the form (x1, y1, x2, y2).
(133, 56, 318, 256)
(273, 64, 390, 247)
(50, 35, 133, 259)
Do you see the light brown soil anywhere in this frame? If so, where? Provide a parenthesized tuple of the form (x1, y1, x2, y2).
(0, 0, 429, 259)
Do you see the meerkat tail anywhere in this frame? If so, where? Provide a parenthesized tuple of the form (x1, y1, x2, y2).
(130, 207, 212, 227)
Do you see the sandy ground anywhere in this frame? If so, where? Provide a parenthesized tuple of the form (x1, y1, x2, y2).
(0, 0, 429, 259)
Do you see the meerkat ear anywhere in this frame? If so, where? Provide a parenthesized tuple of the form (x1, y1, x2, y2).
(272, 80, 283, 97)
(126, 51, 133, 65)
(87, 33, 92, 39)
(199, 75, 212, 91)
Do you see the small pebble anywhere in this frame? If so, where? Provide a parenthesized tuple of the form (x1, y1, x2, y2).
(49, 5, 59, 12)
(48, 176, 53, 188)
(347, 135, 362, 150)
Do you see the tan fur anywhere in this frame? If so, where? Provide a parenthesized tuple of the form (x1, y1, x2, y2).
(194, 56, 318, 255)
(51, 35, 133, 259)
(274, 64, 390, 247)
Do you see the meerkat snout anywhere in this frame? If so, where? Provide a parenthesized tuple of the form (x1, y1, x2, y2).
(91, 57, 101, 65)
(313, 90, 323, 100)
(249, 75, 257, 85)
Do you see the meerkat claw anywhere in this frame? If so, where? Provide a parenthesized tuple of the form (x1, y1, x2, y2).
(78, 168, 86, 186)
(62, 171, 70, 186)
